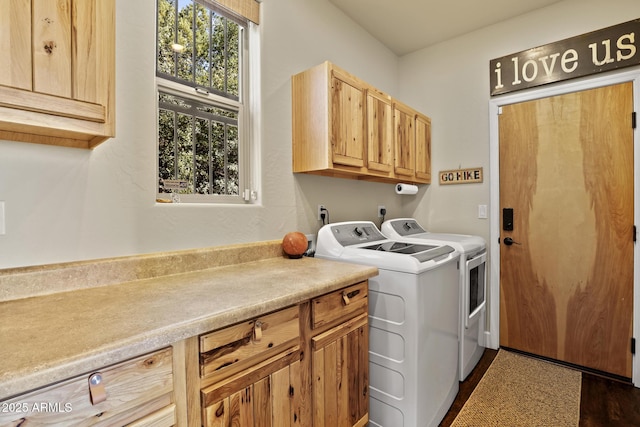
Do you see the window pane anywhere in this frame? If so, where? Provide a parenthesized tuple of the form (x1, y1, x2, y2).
(210, 15, 225, 94)
(158, 92, 239, 197)
(177, 0, 196, 83)
(176, 113, 194, 193)
(194, 3, 211, 88)
(158, 109, 176, 193)
(157, 0, 242, 100)
(226, 124, 239, 195)
(194, 117, 210, 194)
(226, 22, 240, 96)
(211, 121, 225, 194)
(157, 0, 177, 76)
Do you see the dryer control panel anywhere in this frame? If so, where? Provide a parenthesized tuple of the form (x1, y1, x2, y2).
(388, 219, 426, 236)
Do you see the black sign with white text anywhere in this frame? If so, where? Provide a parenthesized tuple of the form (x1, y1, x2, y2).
(490, 19, 640, 96)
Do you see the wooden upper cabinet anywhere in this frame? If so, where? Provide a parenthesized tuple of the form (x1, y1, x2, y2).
(0, 0, 115, 149)
(292, 61, 431, 184)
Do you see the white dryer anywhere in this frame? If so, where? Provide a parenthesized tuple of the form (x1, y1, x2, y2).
(316, 221, 460, 427)
(381, 218, 487, 382)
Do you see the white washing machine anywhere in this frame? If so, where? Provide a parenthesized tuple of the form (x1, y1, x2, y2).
(381, 218, 487, 382)
(316, 221, 460, 427)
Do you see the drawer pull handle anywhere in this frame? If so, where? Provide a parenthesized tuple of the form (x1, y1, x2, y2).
(342, 292, 350, 306)
(254, 321, 263, 342)
(343, 289, 360, 305)
(88, 372, 106, 405)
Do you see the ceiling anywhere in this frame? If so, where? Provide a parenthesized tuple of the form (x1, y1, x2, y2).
(328, 0, 564, 56)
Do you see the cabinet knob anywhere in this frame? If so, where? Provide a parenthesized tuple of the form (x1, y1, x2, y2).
(88, 372, 107, 405)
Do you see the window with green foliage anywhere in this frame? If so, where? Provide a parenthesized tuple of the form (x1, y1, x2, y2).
(156, 0, 256, 203)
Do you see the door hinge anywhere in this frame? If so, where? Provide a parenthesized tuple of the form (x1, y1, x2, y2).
(632, 338, 636, 355)
(633, 112, 637, 129)
(634, 225, 637, 243)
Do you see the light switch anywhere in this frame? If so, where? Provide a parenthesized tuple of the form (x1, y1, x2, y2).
(478, 204, 488, 219)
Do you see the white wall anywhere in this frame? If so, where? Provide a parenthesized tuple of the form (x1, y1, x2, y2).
(1, 0, 639, 271)
(0, 0, 404, 269)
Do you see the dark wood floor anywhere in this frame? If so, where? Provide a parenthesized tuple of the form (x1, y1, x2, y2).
(440, 349, 640, 427)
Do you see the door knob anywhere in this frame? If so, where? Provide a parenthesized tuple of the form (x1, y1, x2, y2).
(503, 237, 521, 246)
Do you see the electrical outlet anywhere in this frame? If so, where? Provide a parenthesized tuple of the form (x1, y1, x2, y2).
(317, 204, 326, 221)
(378, 205, 386, 218)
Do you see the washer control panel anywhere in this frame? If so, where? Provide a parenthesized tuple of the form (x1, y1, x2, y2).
(328, 222, 386, 246)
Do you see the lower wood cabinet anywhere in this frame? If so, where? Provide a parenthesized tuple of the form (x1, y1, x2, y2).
(0, 348, 175, 427)
(201, 349, 302, 426)
(197, 305, 303, 427)
(310, 282, 369, 427)
(188, 281, 369, 427)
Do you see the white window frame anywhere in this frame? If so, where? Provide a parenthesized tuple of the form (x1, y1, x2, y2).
(155, 1, 260, 205)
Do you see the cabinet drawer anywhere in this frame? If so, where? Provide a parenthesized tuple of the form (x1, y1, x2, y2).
(199, 305, 300, 381)
(311, 282, 368, 329)
(0, 348, 174, 427)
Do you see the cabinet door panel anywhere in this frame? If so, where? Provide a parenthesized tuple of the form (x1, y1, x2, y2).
(394, 102, 415, 177)
(312, 313, 369, 427)
(270, 365, 292, 427)
(74, 0, 98, 103)
(331, 71, 365, 168)
(366, 89, 393, 173)
(230, 387, 255, 426)
(204, 399, 229, 427)
(33, 0, 72, 98)
(253, 377, 272, 427)
(0, 0, 31, 90)
(415, 113, 432, 182)
(321, 341, 339, 426)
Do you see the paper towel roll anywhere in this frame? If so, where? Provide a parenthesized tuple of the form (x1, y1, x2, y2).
(395, 183, 418, 195)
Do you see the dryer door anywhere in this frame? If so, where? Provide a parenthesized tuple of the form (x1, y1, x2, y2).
(465, 251, 486, 328)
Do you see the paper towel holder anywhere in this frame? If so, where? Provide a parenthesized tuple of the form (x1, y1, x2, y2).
(395, 183, 419, 195)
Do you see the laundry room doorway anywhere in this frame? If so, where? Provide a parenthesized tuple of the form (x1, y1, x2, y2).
(496, 81, 634, 379)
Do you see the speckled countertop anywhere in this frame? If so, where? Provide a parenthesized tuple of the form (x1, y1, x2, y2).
(0, 241, 377, 400)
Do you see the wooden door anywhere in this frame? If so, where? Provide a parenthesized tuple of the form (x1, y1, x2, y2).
(330, 69, 365, 168)
(499, 82, 634, 378)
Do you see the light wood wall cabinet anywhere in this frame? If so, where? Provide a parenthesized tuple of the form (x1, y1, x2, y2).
(0, 0, 115, 149)
(0, 348, 176, 427)
(292, 61, 431, 184)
